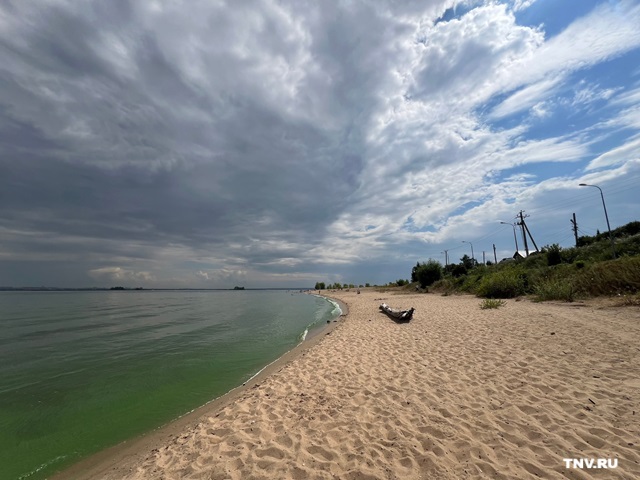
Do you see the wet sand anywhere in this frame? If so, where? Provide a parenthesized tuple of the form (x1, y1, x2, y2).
(57, 290, 640, 479)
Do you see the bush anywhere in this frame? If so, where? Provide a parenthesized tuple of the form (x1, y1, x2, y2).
(450, 264, 468, 277)
(415, 260, 442, 288)
(475, 269, 526, 298)
(546, 244, 562, 266)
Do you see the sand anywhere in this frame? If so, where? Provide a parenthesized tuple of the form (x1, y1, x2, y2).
(60, 290, 640, 479)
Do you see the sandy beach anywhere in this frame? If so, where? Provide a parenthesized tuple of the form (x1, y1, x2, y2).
(59, 290, 640, 479)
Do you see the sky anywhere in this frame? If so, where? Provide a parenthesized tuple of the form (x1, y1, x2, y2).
(1, 0, 639, 289)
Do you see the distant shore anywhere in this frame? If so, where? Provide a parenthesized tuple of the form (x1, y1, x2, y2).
(0, 287, 314, 291)
(56, 290, 640, 479)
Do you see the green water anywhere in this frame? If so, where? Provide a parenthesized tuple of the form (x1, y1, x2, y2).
(0, 290, 338, 480)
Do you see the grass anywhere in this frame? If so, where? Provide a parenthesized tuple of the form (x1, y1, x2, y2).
(572, 256, 640, 296)
(533, 278, 575, 302)
(615, 293, 640, 306)
(480, 299, 506, 309)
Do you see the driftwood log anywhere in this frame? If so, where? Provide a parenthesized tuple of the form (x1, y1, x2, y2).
(379, 303, 415, 323)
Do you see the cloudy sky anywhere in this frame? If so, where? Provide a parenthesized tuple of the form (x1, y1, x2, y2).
(1, 0, 639, 288)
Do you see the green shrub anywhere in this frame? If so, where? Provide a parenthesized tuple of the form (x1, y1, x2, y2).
(415, 259, 443, 288)
(546, 244, 562, 266)
(575, 260, 585, 269)
(480, 299, 506, 309)
(534, 278, 575, 302)
(475, 270, 526, 298)
(450, 264, 468, 277)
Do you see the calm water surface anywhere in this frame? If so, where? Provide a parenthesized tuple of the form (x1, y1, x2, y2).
(0, 290, 338, 480)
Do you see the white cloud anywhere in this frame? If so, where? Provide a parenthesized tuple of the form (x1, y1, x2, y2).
(489, 1, 640, 118)
(489, 77, 562, 119)
(587, 135, 640, 171)
(511, 0, 537, 12)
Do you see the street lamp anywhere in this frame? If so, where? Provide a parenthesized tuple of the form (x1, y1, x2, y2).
(500, 221, 519, 253)
(462, 240, 474, 264)
(579, 183, 615, 259)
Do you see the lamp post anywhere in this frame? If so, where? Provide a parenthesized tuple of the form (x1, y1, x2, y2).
(500, 221, 519, 254)
(462, 240, 474, 264)
(579, 183, 615, 259)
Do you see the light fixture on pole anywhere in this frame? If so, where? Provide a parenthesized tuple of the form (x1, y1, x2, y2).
(462, 240, 474, 264)
(500, 221, 519, 253)
(579, 183, 615, 259)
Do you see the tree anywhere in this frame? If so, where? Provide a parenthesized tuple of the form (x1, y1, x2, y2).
(460, 254, 476, 270)
(415, 259, 442, 288)
(314, 282, 325, 290)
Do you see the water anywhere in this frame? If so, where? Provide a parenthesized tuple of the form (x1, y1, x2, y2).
(0, 290, 340, 480)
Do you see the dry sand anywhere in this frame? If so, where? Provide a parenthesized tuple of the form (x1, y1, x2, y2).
(61, 290, 640, 479)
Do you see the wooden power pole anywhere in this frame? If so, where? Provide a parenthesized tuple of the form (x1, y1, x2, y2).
(571, 213, 579, 247)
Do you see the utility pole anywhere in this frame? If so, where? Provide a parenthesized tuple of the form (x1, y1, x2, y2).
(522, 220, 539, 252)
(571, 213, 579, 247)
(518, 211, 530, 256)
(579, 184, 615, 259)
(493, 244, 497, 264)
(441, 250, 449, 267)
(517, 210, 539, 255)
(482, 251, 486, 265)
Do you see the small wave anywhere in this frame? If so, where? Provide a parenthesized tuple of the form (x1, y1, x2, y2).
(327, 299, 342, 317)
(309, 294, 342, 319)
(17, 455, 68, 480)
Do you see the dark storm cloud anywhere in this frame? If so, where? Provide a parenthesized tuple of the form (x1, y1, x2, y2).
(1, 0, 388, 285)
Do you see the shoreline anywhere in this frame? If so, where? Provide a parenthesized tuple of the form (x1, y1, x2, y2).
(55, 290, 640, 479)
(51, 293, 346, 480)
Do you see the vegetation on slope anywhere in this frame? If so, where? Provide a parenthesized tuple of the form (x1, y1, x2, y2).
(418, 221, 640, 301)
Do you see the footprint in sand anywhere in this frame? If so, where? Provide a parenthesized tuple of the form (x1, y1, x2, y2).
(254, 446, 285, 460)
(307, 445, 336, 462)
